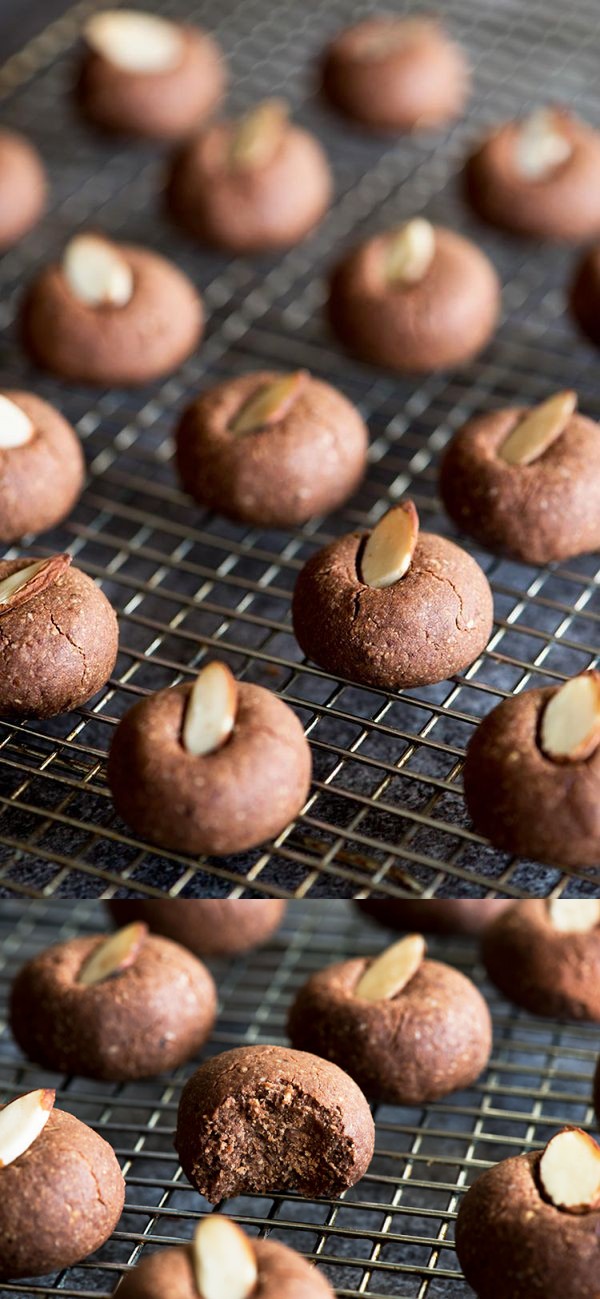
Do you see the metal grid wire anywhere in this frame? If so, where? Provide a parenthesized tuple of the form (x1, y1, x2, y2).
(0, 899, 599, 1299)
(0, 0, 600, 898)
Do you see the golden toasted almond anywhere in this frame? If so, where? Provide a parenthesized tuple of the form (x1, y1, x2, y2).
(84, 9, 184, 74)
(182, 661, 238, 757)
(514, 108, 573, 180)
(0, 1089, 55, 1168)
(0, 554, 72, 619)
(539, 1128, 600, 1213)
(229, 99, 288, 170)
(355, 934, 426, 1001)
(229, 372, 307, 436)
(191, 1216, 258, 1299)
(63, 233, 133, 308)
(540, 671, 600, 764)
(358, 18, 435, 58)
(547, 899, 600, 932)
(361, 500, 419, 589)
(78, 923, 148, 986)
(498, 390, 576, 466)
(0, 395, 34, 448)
(384, 218, 436, 287)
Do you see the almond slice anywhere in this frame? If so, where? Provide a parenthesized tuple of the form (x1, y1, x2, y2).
(191, 1216, 258, 1299)
(78, 922, 148, 986)
(547, 899, 600, 933)
(0, 395, 34, 449)
(358, 18, 433, 59)
(361, 501, 419, 589)
(356, 934, 425, 1001)
(384, 219, 436, 287)
(84, 10, 184, 74)
(514, 108, 572, 181)
(229, 99, 288, 170)
(63, 234, 134, 308)
(498, 390, 576, 466)
(0, 554, 71, 619)
(539, 1128, 600, 1213)
(0, 1089, 55, 1168)
(229, 372, 306, 436)
(540, 671, 600, 764)
(182, 662, 238, 757)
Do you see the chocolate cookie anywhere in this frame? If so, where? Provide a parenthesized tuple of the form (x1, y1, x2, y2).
(106, 899, 286, 958)
(77, 9, 225, 140)
(482, 899, 600, 1020)
(570, 244, 600, 350)
(439, 390, 600, 564)
(175, 1044, 374, 1201)
(0, 553, 118, 719)
(107, 662, 311, 856)
(287, 934, 492, 1105)
(455, 1131, 600, 1299)
(168, 99, 332, 253)
(465, 107, 600, 240)
(463, 671, 600, 868)
(291, 502, 493, 689)
(356, 899, 511, 935)
(0, 1089, 125, 1280)
(23, 233, 203, 387)
(328, 219, 500, 372)
(10, 923, 217, 1081)
(0, 391, 84, 543)
(0, 129, 46, 250)
(175, 370, 369, 527)
(321, 16, 469, 133)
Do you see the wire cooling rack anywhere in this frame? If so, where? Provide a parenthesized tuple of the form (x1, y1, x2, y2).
(0, 0, 600, 899)
(0, 899, 599, 1299)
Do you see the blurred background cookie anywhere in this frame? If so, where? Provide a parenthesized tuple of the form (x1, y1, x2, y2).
(0, 128, 46, 249)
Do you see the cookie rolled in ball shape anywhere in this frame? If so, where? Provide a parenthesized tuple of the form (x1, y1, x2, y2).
(288, 934, 492, 1105)
(292, 500, 493, 690)
(0, 553, 118, 719)
(0, 391, 84, 543)
(23, 233, 203, 387)
(0, 129, 46, 250)
(175, 1044, 375, 1202)
(77, 9, 225, 140)
(321, 16, 469, 133)
(465, 107, 600, 241)
(455, 1127, 600, 1299)
(168, 98, 332, 253)
(175, 370, 369, 527)
(355, 899, 512, 935)
(0, 1089, 124, 1280)
(440, 390, 600, 565)
(106, 899, 286, 958)
(482, 899, 600, 1020)
(107, 661, 311, 856)
(10, 923, 217, 1081)
(464, 671, 600, 868)
(328, 218, 500, 372)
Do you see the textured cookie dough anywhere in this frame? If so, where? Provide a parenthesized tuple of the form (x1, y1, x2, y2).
(107, 680, 311, 856)
(465, 107, 600, 240)
(356, 899, 512, 935)
(0, 554, 118, 719)
(570, 244, 600, 350)
(115, 1232, 336, 1299)
(482, 900, 600, 1020)
(328, 224, 500, 372)
(106, 899, 286, 957)
(321, 15, 469, 133)
(0, 391, 85, 543)
(175, 1044, 375, 1201)
(10, 928, 217, 1080)
(168, 101, 332, 253)
(76, 10, 225, 140)
(175, 370, 369, 527)
(23, 240, 203, 387)
(439, 396, 600, 564)
(287, 948, 492, 1104)
(0, 1102, 125, 1280)
(0, 129, 46, 250)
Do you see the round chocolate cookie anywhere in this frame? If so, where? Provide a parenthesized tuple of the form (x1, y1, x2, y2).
(569, 244, 600, 350)
(0, 553, 118, 719)
(481, 900, 600, 1020)
(175, 370, 369, 527)
(175, 1044, 375, 1201)
(77, 9, 225, 140)
(439, 391, 600, 564)
(356, 899, 512, 935)
(0, 1092, 125, 1280)
(107, 669, 311, 856)
(10, 925, 217, 1081)
(23, 233, 203, 387)
(0, 391, 84, 543)
(328, 220, 500, 372)
(321, 16, 469, 133)
(0, 129, 46, 250)
(291, 504, 493, 690)
(168, 99, 332, 253)
(106, 899, 286, 958)
(287, 939, 492, 1105)
(465, 107, 600, 240)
